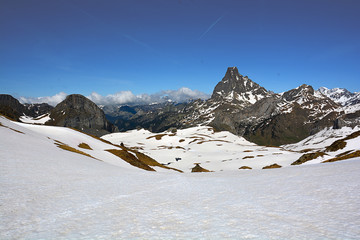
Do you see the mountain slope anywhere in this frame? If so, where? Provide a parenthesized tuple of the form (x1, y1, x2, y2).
(2, 114, 360, 239)
(211, 67, 271, 105)
(47, 94, 118, 137)
(0, 115, 177, 172)
(106, 67, 355, 146)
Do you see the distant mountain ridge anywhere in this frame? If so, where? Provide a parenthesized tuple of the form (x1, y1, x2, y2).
(1, 67, 359, 145)
(104, 67, 360, 145)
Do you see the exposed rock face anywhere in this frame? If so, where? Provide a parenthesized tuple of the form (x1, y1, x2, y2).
(0, 94, 53, 120)
(318, 87, 355, 106)
(105, 67, 359, 146)
(211, 67, 271, 106)
(0, 94, 26, 120)
(24, 103, 53, 117)
(47, 94, 117, 137)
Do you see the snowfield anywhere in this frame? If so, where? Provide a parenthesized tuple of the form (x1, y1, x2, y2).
(1, 116, 360, 239)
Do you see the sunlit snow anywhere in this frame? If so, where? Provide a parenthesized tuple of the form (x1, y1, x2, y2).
(1, 116, 360, 239)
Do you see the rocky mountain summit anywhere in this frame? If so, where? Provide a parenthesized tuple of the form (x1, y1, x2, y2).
(106, 67, 359, 146)
(46, 94, 118, 137)
(211, 67, 271, 106)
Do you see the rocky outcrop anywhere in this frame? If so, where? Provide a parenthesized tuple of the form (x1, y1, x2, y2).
(0, 94, 53, 121)
(0, 94, 26, 120)
(47, 94, 118, 137)
(211, 67, 271, 106)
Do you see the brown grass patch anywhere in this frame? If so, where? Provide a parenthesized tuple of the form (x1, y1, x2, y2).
(0, 122, 25, 134)
(300, 148, 315, 153)
(322, 150, 360, 163)
(146, 134, 167, 140)
(78, 142, 92, 150)
(105, 143, 183, 172)
(191, 163, 211, 172)
(325, 140, 346, 152)
(197, 139, 231, 144)
(262, 163, 282, 169)
(239, 166, 252, 170)
(55, 141, 97, 160)
(325, 130, 360, 152)
(336, 150, 353, 158)
(106, 149, 155, 171)
(242, 156, 254, 159)
(291, 152, 327, 165)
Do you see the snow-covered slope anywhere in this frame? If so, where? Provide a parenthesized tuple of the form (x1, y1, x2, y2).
(0, 116, 177, 172)
(1, 117, 360, 239)
(103, 127, 304, 171)
(1, 116, 360, 239)
(19, 113, 51, 124)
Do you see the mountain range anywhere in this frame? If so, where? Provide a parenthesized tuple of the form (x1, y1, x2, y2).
(1, 67, 359, 145)
(103, 67, 360, 145)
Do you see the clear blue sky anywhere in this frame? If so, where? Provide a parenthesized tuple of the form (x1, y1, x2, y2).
(1, 0, 360, 99)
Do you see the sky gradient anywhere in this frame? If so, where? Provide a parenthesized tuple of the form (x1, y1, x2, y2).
(1, 0, 360, 103)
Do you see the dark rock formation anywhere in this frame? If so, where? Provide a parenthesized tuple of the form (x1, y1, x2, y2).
(105, 67, 359, 146)
(0, 94, 26, 120)
(47, 94, 118, 137)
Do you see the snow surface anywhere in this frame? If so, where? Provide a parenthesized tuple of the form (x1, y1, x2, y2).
(1, 116, 360, 239)
(102, 127, 304, 171)
(19, 114, 51, 124)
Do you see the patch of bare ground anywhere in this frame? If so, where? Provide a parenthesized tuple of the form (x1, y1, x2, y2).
(242, 156, 254, 159)
(146, 134, 167, 140)
(325, 140, 347, 152)
(189, 138, 204, 144)
(191, 163, 211, 172)
(300, 148, 315, 153)
(326, 130, 360, 152)
(243, 150, 253, 152)
(197, 139, 231, 144)
(291, 152, 327, 165)
(55, 141, 97, 160)
(336, 150, 353, 158)
(256, 155, 264, 157)
(78, 142, 92, 150)
(0, 122, 25, 134)
(239, 166, 252, 170)
(322, 150, 360, 163)
(107, 145, 183, 172)
(130, 146, 144, 151)
(262, 163, 282, 169)
(106, 149, 155, 171)
(179, 139, 185, 143)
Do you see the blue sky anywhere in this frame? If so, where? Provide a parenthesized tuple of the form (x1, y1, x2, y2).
(1, 0, 359, 102)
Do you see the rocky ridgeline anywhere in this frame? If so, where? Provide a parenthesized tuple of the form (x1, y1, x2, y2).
(1, 67, 359, 143)
(105, 67, 360, 146)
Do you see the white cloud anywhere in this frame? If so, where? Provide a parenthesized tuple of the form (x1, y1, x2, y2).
(19, 88, 210, 106)
(19, 92, 68, 106)
(88, 88, 210, 105)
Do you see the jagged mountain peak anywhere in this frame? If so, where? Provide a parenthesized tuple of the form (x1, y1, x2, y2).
(317, 87, 355, 106)
(211, 67, 271, 105)
(282, 84, 315, 102)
